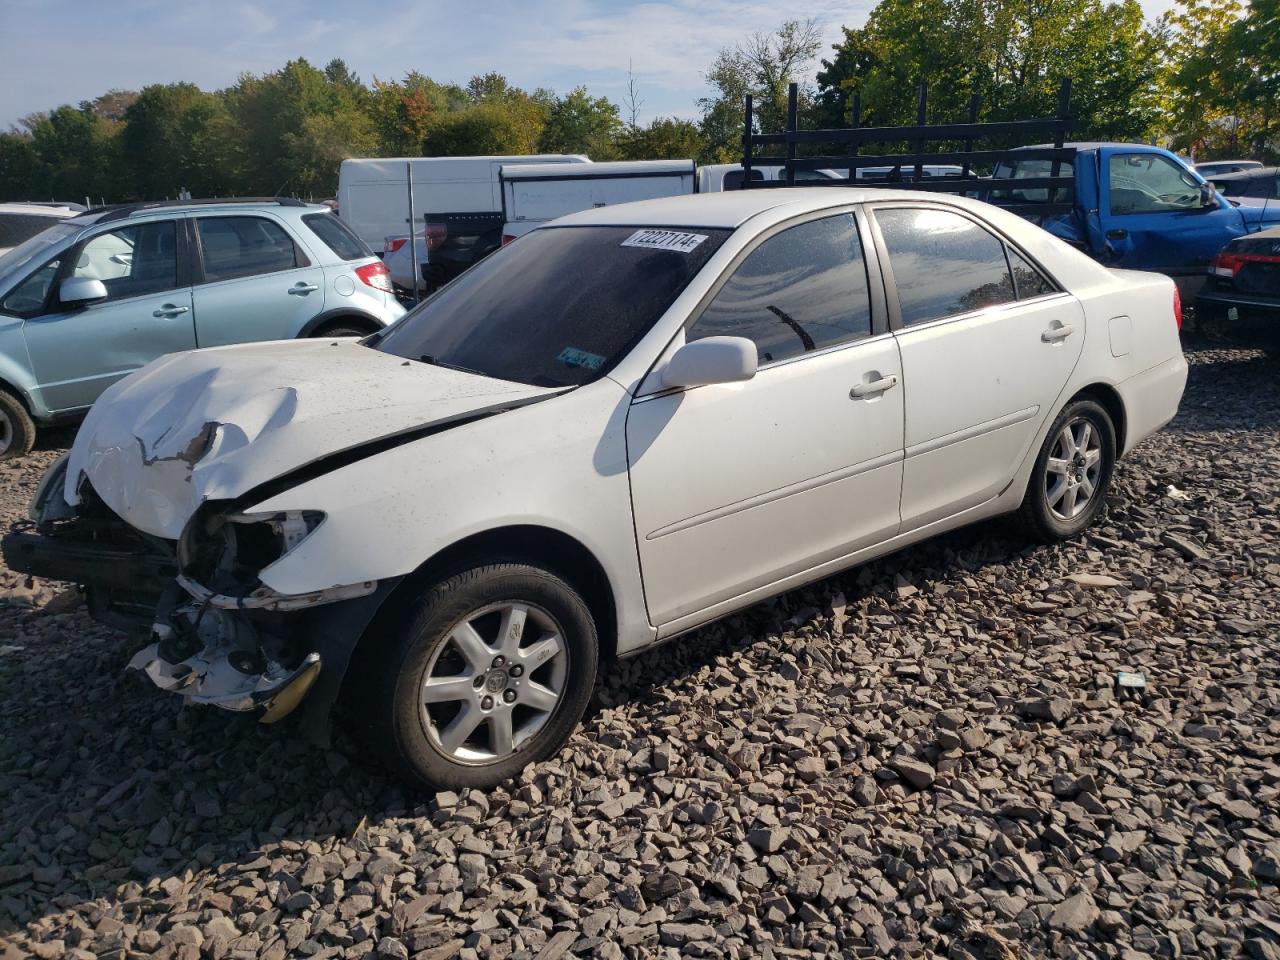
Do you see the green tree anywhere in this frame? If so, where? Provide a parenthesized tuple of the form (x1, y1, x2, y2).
(618, 117, 707, 161)
(1161, 0, 1278, 160)
(0, 133, 40, 201)
(121, 83, 239, 199)
(422, 100, 545, 156)
(699, 19, 823, 161)
(815, 0, 1164, 143)
(27, 103, 124, 202)
(538, 87, 622, 157)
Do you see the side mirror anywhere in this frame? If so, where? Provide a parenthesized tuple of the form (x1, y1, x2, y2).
(60, 277, 108, 305)
(1200, 183, 1219, 209)
(660, 336, 758, 389)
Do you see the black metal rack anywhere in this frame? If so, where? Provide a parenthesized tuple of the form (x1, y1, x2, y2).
(741, 78, 1077, 218)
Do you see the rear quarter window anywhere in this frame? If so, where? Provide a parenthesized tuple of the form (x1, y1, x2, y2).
(303, 213, 372, 261)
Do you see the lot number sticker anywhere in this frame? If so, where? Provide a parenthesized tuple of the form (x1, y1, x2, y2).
(621, 229, 709, 254)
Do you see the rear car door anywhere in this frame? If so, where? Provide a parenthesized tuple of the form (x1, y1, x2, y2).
(870, 204, 1084, 530)
(1096, 148, 1246, 279)
(627, 211, 905, 627)
(21, 218, 195, 413)
(191, 214, 325, 347)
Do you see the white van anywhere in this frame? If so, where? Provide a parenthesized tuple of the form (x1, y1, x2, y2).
(337, 155, 589, 254)
(695, 163, 843, 191)
(500, 160, 697, 241)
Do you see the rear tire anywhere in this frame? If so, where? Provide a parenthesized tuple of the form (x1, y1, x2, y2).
(360, 562, 598, 791)
(0, 389, 36, 460)
(311, 321, 374, 339)
(1019, 399, 1116, 543)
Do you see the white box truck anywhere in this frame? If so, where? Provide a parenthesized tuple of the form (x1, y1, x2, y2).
(338, 155, 589, 291)
(499, 159, 697, 241)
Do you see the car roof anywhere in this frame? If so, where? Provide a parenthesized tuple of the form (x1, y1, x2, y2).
(549, 187, 936, 229)
(1210, 166, 1279, 181)
(0, 202, 79, 217)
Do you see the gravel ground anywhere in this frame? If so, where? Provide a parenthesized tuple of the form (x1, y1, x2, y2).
(1, 341, 1278, 960)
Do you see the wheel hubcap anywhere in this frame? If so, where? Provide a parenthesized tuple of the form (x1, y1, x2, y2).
(0, 414, 12, 457)
(420, 601, 567, 765)
(1044, 416, 1103, 521)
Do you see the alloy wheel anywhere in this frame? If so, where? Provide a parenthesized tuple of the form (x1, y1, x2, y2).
(0, 413, 12, 457)
(419, 601, 567, 765)
(1044, 416, 1104, 521)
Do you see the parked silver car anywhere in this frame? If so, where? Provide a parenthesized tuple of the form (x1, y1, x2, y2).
(0, 198, 405, 457)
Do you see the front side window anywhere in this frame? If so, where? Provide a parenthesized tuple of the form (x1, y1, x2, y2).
(1108, 154, 1205, 215)
(198, 216, 300, 282)
(1, 258, 61, 316)
(376, 225, 730, 387)
(73, 221, 178, 301)
(875, 208, 1016, 325)
(687, 214, 872, 365)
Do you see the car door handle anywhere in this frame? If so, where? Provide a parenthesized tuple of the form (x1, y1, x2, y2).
(1041, 324, 1076, 343)
(152, 305, 190, 318)
(289, 283, 319, 295)
(849, 374, 899, 398)
(1106, 229, 1127, 240)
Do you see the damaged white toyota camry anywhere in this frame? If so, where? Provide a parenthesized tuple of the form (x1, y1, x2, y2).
(4, 189, 1187, 789)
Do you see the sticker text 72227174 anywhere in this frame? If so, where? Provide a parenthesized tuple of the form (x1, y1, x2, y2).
(620, 230, 709, 254)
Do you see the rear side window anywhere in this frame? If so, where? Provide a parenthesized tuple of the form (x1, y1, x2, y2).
(303, 212, 371, 261)
(723, 169, 765, 191)
(687, 213, 872, 364)
(0, 214, 60, 249)
(876, 208, 1016, 325)
(1008, 249, 1055, 299)
(197, 216, 301, 281)
(73, 221, 179, 301)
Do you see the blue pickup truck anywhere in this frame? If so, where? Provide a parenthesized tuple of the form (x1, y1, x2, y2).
(992, 143, 1280, 297)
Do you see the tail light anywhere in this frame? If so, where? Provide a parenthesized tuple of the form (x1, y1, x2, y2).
(1173, 285, 1182, 331)
(355, 261, 393, 293)
(1211, 249, 1280, 278)
(501, 234, 517, 246)
(425, 223, 447, 252)
(384, 237, 407, 255)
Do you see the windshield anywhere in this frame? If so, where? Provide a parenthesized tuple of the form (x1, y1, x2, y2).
(0, 222, 78, 281)
(376, 225, 730, 387)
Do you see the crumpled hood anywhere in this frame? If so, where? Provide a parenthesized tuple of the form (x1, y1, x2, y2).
(66, 339, 556, 539)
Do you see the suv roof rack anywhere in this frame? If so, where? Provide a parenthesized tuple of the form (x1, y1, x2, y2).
(90, 197, 309, 223)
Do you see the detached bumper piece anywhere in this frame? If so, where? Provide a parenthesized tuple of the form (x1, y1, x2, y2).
(128, 642, 322, 723)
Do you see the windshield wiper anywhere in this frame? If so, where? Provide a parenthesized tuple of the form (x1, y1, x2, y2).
(417, 355, 485, 377)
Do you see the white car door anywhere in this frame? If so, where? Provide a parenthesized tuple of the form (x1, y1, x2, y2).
(627, 211, 905, 628)
(869, 204, 1085, 530)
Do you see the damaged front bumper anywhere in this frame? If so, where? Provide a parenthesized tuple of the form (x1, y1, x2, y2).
(2, 484, 393, 731)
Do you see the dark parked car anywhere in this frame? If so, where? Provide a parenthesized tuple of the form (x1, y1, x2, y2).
(1195, 225, 1280, 349)
(1208, 167, 1280, 201)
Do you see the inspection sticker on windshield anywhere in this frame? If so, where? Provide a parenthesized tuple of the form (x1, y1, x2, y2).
(557, 347, 605, 371)
(621, 229, 709, 254)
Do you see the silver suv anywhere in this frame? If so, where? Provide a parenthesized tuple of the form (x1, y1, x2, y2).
(0, 198, 405, 457)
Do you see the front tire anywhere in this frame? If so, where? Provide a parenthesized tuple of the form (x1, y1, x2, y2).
(1019, 399, 1116, 543)
(0, 389, 36, 460)
(364, 563, 598, 791)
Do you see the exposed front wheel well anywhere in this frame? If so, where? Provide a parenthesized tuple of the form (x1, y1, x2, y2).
(349, 526, 618, 678)
(1069, 383, 1127, 455)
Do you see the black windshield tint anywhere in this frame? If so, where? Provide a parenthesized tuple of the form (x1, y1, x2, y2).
(376, 225, 729, 387)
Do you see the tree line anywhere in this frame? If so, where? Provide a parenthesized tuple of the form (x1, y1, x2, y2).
(1, 0, 1274, 204)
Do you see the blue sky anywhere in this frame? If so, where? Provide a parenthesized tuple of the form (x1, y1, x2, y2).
(1, 0, 1177, 130)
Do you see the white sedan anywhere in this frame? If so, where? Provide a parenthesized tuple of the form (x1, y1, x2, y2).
(8, 189, 1188, 789)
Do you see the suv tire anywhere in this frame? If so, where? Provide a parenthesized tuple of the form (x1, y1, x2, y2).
(1019, 399, 1116, 543)
(0, 389, 36, 460)
(311, 321, 374, 339)
(361, 562, 598, 791)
